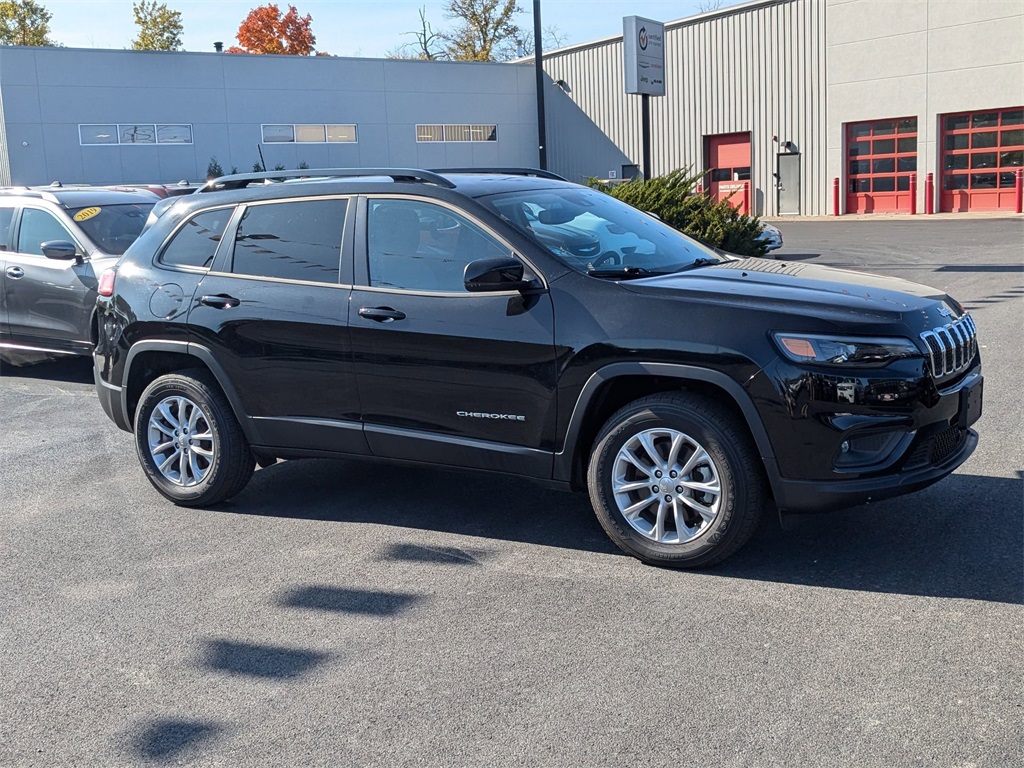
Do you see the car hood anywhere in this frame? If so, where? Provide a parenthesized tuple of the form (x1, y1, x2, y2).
(621, 258, 958, 329)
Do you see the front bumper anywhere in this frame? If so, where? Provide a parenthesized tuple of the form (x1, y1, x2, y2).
(771, 426, 977, 513)
(749, 356, 982, 512)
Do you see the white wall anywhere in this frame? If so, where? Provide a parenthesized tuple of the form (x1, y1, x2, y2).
(826, 0, 1024, 212)
(0, 47, 540, 185)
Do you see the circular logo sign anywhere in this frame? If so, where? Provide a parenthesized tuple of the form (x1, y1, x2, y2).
(638, 26, 648, 51)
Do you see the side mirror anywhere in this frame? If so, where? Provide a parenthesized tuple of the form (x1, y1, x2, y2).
(41, 240, 81, 263)
(464, 257, 531, 292)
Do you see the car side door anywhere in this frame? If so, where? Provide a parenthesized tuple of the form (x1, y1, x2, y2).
(4, 205, 95, 354)
(187, 195, 368, 456)
(349, 195, 558, 478)
(0, 205, 16, 346)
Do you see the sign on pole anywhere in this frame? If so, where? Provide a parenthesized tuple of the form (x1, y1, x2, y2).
(623, 16, 665, 96)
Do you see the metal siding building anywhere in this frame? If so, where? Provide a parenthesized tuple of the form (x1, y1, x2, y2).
(0, 47, 540, 187)
(0, 0, 1020, 216)
(541, 0, 827, 215)
(539, 0, 1023, 216)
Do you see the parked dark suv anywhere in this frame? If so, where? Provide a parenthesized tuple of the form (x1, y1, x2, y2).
(93, 168, 982, 568)
(0, 185, 155, 361)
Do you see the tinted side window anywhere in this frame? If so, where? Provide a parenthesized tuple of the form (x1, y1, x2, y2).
(0, 207, 14, 250)
(231, 199, 346, 283)
(160, 209, 232, 269)
(17, 209, 76, 255)
(367, 199, 509, 292)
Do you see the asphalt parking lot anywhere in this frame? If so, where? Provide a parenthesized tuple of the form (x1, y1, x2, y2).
(1, 218, 1021, 767)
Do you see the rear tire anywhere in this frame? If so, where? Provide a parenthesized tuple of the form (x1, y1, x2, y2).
(134, 369, 254, 507)
(587, 392, 766, 568)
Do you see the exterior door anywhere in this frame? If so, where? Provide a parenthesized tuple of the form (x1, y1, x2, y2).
(187, 196, 367, 455)
(940, 107, 1024, 212)
(776, 153, 801, 215)
(4, 206, 94, 354)
(350, 196, 557, 478)
(707, 132, 752, 214)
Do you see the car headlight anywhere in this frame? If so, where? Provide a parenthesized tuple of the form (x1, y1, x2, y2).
(772, 333, 920, 366)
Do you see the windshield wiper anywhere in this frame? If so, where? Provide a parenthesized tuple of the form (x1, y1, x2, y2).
(586, 266, 666, 279)
(672, 257, 721, 273)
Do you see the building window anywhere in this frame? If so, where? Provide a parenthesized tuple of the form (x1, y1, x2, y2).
(416, 124, 498, 142)
(261, 124, 357, 143)
(79, 124, 193, 146)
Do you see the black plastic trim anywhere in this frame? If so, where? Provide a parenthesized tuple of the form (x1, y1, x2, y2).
(554, 362, 776, 481)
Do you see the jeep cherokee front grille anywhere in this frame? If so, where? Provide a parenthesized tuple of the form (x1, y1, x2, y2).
(920, 314, 977, 378)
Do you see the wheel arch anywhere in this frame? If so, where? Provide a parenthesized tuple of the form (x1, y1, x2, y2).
(121, 341, 259, 443)
(555, 362, 779, 493)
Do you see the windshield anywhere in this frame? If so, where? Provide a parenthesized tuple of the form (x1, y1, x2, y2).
(478, 186, 727, 276)
(69, 203, 154, 255)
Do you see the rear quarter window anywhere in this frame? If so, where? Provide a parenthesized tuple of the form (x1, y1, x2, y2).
(230, 199, 347, 283)
(158, 209, 233, 269)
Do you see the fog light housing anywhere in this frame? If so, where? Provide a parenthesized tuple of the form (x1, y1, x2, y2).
(834, 431, 905, 470)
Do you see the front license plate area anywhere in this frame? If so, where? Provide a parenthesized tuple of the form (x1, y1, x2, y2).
(958, 376, 983, 428)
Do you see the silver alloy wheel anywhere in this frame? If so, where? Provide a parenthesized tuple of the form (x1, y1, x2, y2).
(147, 395, 215, 487)
(611, 428, 722, 544)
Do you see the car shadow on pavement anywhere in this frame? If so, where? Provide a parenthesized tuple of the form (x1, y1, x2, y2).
(0, 355, 93, 383)
(228, 457, 619, 557)
(719, 472, 1023, 605)
(226, 460, 1022, 604)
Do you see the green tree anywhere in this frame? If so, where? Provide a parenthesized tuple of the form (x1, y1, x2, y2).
(441, 0, 520, 62)
(131, 0, 184, 51)
(0, 0, 56, 46)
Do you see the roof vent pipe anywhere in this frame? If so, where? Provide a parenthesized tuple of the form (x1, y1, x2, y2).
(214, 41, 223, 53)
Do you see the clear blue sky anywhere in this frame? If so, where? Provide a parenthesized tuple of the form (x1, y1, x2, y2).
(46, 0, 738, 57)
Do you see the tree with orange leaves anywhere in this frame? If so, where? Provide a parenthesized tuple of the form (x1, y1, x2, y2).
(227, 3, 316, 55)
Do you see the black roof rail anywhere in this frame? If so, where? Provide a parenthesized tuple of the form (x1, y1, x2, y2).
(430, 167, 568, 181)
(199, 168, 457, 192)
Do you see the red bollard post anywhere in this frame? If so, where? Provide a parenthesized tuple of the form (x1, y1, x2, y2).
(743, 181, 750, 214)
(925, 172, 934, 215)
(909, 173, 917, 215)
(832, 177, 840, 217)
(1016, 168, 1023, 214)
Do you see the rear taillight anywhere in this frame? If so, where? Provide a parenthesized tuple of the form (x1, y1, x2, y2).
(97, 268, 116, 297)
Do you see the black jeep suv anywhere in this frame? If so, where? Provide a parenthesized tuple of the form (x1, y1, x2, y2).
(93, 168, 982, 568)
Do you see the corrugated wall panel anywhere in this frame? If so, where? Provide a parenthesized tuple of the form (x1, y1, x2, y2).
(541, 0, 828, 215)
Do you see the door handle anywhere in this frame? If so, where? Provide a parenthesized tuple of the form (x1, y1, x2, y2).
(5, 266, 24, 279)
(199, 294, 241, 309)
(358, 306, 406, 322)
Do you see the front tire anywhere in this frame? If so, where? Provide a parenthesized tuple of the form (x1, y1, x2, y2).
(134, 369, 254, 507)
(587, 392, 766, 568)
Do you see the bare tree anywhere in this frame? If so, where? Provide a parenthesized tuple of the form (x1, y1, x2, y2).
(516, 23, 567, 57)
(696, 0, 726, 12)
(388, 6, 449, 60)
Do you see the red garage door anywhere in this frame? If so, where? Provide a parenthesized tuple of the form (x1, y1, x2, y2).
(707, 133, 751, 214)
(941, 107, 1024, 212)
(846, 118, 917, 213)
